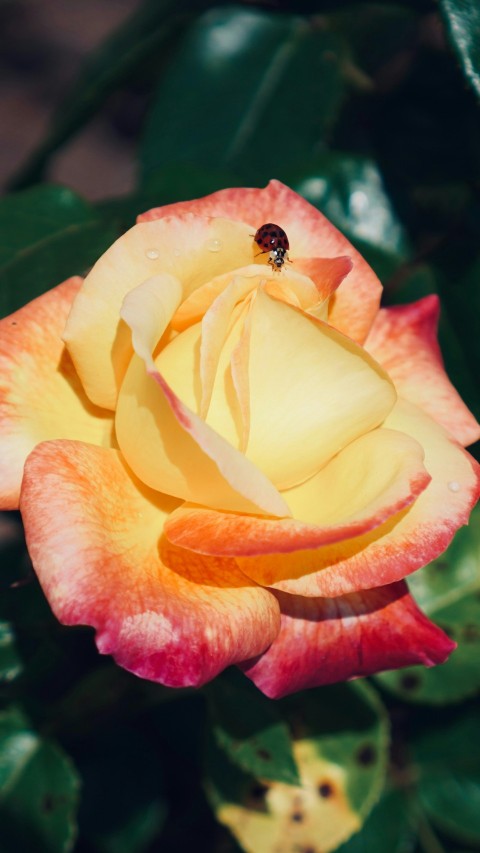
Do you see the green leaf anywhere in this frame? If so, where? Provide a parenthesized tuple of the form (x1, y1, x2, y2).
(336, 788, 414, 853)
(206, 680, 389, 853)
(413, 707, 480, 846)
(140, 7, 346, 184)
(431, 246, 480, 419)
(0, 622, 23, 684)
(9, 0, 213, 189)
(440, 0, 480, 101)
(97, 164, 241, 232)
(0, 707, 80, 853)
(205, 670, 300, 786)
(78, 725, 167, 853)
(0, 186, 117, 318)
(288, 153, 410, 260)
(375, 504, 480, 704)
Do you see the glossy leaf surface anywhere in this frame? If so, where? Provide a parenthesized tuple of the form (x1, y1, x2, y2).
(376, 504, 480, 704)
(140, 7, 346, 183)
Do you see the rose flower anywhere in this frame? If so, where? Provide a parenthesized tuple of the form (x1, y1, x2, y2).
(1, 181, 478, 698)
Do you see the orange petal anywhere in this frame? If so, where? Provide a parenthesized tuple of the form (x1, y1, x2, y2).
(0, 278, 114, 509)
(20, 440, 281, 687)
(366, 295, 480, 446)
(241, 583, 455, 698)
(165, 428, 430, 556)
(63, 215, 254, 409)
(138, 180, 382, 343)
(294, 255, 353, 303)
(236, 400, 480, 597)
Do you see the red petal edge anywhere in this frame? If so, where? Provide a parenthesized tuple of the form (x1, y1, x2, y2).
(240, 582, 455, 698)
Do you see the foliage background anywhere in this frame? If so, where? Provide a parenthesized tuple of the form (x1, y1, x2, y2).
(1, 0, 480, 851)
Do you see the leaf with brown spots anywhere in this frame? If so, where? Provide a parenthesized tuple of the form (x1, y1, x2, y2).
(205, 670, 300, 786)
(206, 680, 389, 853)
(0, 707, 79, 852)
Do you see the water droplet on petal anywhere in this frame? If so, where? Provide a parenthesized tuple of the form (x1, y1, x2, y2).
(448, 480, 461, 493)
(146, 249, 159, 260)
(206, 238, 223, 252)
(173, 249, 181, 257)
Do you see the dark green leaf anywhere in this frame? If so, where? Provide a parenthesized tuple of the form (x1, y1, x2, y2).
(440, 0, 480, 100)
(430, 245, 480, 420)
(140, 7, 346, 184)
(0, 707, 79, 853)
(206, 670, 300, 786)
(97, 164, 241, 232)
(376, 505, 480, 704)
(336, 788, 414, 853)
(9, 0, 213, 189)
(78, 726, 167, 853)
(0, 622, 23, 684)
(287, 152, 410, 280)
(206, 680, 389, 852)
(0, 186, 117, 318)
(413, 707, 480, 846)
(0, 185, 91, 265)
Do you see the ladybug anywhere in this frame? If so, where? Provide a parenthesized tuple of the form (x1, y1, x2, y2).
(253, 223, 291, 271)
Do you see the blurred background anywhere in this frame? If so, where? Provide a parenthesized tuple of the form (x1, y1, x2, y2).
(1, 1, 480, 852)
(0, 0, 137, 198)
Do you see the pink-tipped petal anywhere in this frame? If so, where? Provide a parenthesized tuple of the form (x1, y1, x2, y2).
(366, 296, 480, 447)
(0, 278, 114, 509)
(294, 255, 353, 303)
(241, 401, 480, 598)
(165, 428, 430, 557)
(20, 440, 281, 687)
(139, 180, 382, 342)
(241, 583, 455, 698)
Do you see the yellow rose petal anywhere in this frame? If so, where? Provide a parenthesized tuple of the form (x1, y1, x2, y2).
(245, 290, 397, 489)
(63, 216, 253, 409)
(117, 277, 289, 517)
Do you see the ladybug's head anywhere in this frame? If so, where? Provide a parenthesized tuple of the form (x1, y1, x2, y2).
(270, 247, 286, 269)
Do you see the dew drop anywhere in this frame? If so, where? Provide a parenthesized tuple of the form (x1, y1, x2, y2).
(448, 480, 461, 493)
(173, 248, 181, 257)
(145, 249, 159, 260)
(206, 238, 223, 252)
